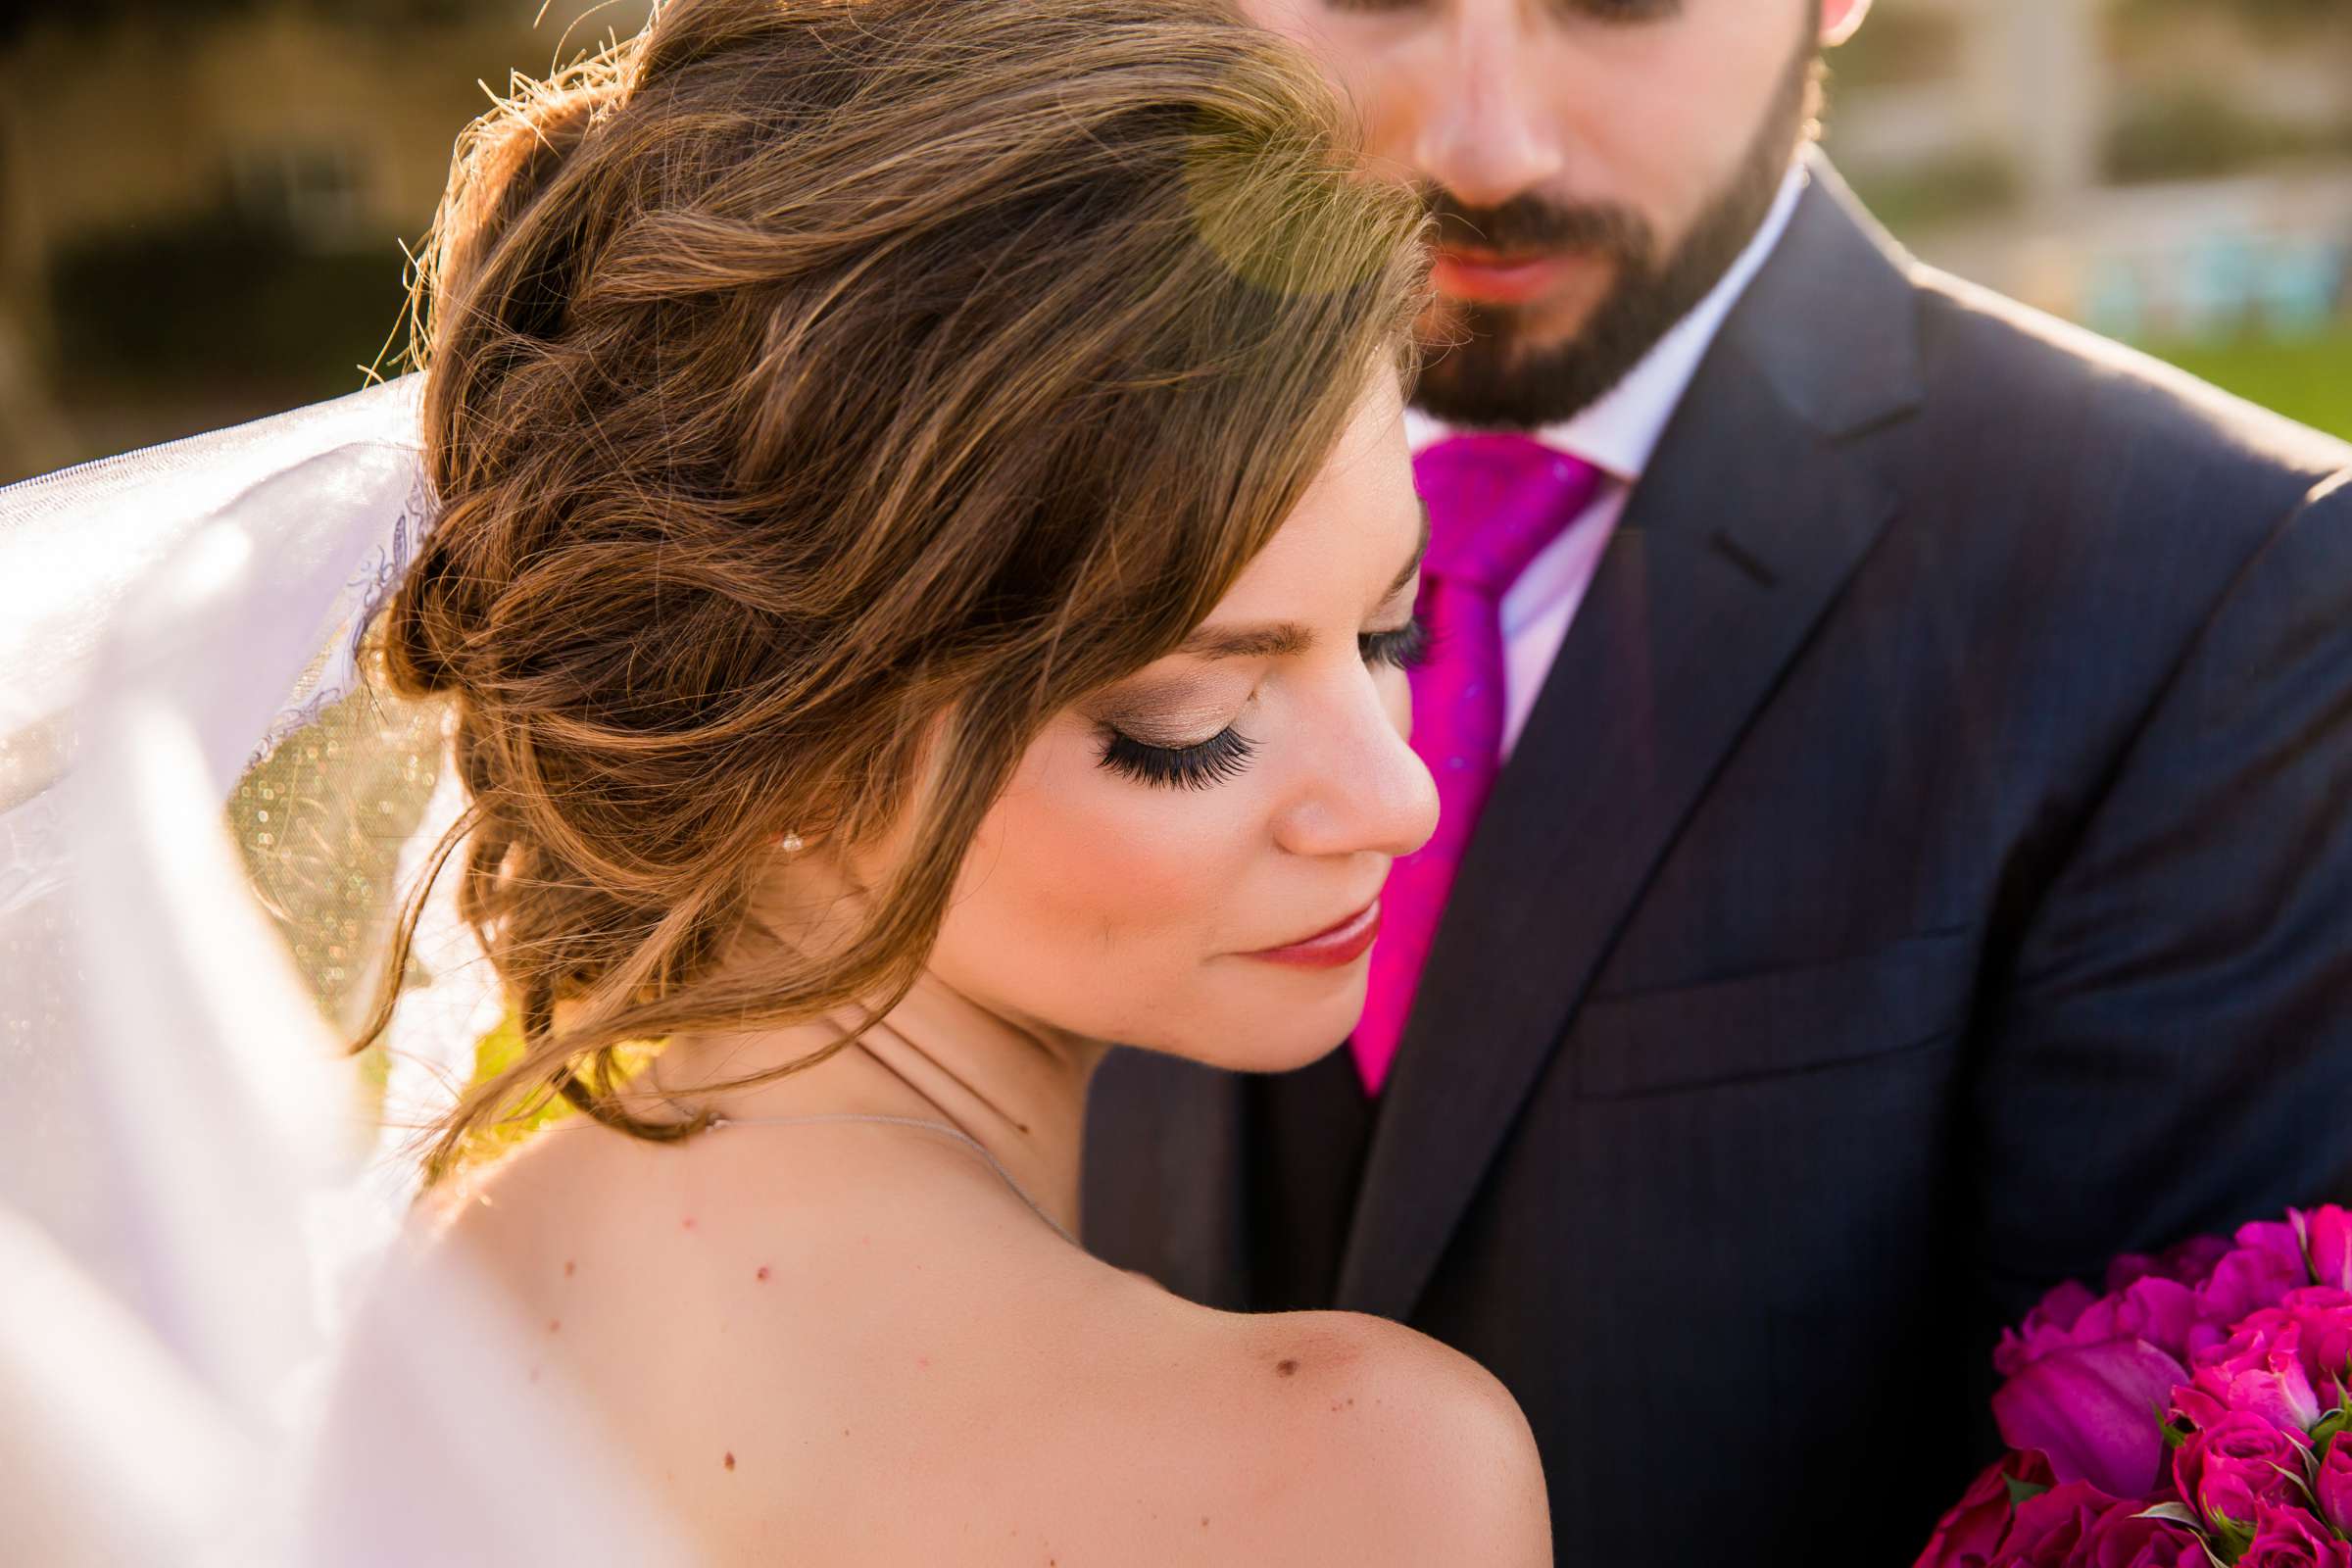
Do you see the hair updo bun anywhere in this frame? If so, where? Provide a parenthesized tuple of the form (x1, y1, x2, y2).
(361, 0, 1430, 1177)
(379, 72, 620, 703)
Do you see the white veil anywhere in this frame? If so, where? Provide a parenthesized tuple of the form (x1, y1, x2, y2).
(0, 380, 686, 1565)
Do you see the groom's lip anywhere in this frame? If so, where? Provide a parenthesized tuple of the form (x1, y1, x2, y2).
(1243, 899, 1383, 969)
(1431, 246, 1570, 306)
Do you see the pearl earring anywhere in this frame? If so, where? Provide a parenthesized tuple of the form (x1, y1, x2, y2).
(776, 831, 807, 854)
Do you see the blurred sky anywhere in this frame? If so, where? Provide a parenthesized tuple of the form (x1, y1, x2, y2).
(0, 0, 2345, 484)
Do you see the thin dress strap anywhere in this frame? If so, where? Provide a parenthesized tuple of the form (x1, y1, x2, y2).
(704, 1111, 1080, 1250)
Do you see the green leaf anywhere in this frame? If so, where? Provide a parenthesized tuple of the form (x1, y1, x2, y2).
(2137, 1503, 2231, 1567)
(2265, 1455, 2319, 1504)
(2005, 1474, 2052, 1508)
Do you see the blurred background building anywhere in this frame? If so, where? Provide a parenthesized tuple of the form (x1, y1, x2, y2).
(1, 0, 2346, 484)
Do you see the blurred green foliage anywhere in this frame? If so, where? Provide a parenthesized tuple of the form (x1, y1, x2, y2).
(447, 1014, 665, 1173)
(457, 1012, 583, 1167)
(1829, 5, 1965, 90)
(1, 0, 478, 42)
(2118, 0, 2347, 36)
(48, 202, 412, 406)
(2141, 327, 2352, 440)
(2106, 89, 2352, 184)
(1846, 148, 2024, 233)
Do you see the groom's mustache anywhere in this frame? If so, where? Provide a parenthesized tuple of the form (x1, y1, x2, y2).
(1421, 185, 1655, 265)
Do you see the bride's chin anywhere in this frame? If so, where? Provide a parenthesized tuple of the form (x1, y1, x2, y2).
(1165, 997, 1373, 1077)
(1254, 1031, 1362, 1076)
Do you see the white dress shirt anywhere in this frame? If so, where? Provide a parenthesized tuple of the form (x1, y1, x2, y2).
(1405, 163, 1809, 759)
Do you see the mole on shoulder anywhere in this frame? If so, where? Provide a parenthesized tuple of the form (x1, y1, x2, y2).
(722, 1450, 736, 1471)
(1275, 1358, 1298, 1378)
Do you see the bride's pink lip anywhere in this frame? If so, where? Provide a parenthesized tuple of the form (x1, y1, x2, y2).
(1244, 899, 1383, 969)
(1431, 248, 1568, 306)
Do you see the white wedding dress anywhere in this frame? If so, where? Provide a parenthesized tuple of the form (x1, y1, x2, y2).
(0, 379, 688, 1566)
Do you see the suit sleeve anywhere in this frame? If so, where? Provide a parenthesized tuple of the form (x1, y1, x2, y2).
(1971, 471, 2352, 1324)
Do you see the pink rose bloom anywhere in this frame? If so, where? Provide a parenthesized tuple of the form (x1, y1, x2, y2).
(2276, 1290, 2352, 1405)
(1999, 1283, 2105, 1380)
(2096, 1278, 2206, 1368)
(2239, 1503, 2352, 1568)
(1995, 1339, 2189, 1495)
(1998, 1278, 2207, 1378)
(2190, 1316, 2325, 1433)
(2074, 1508, 2214, 1568)
(1992, 1481, 2121, 1566)
(2199, 1221, 2316, 1330)
(1912, 1450, 2057, 1568)
(2197, 1293, 2352, 1415)
(2001, 1220, 2313, 1385)
(2173, 1410, 2313, 1531)
(2110, 1234, 2235, 1295)
(2303, 1208, 2352, 1294)
(2316, 1434, 2352, 1537)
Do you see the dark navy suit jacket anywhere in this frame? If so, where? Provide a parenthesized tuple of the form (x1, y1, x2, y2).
(1083, 159, 2352, 1562)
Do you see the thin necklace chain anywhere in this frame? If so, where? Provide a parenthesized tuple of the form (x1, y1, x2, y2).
(704, 1110, 1081, 1250)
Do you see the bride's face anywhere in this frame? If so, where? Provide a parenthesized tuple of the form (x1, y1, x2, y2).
(925, 372, 1440, 1068)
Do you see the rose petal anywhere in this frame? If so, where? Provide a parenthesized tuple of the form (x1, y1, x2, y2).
(1993, 1339, 2187, 1496)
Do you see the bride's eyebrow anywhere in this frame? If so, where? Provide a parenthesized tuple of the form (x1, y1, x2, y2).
(1179, 621, 1313, 660)
(1175, 500, 1431, 662)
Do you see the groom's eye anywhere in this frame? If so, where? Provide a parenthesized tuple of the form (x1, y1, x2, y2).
(1561, 0, 1685, 20)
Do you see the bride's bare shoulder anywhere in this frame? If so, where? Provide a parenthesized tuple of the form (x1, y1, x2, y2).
(1085, 1292, 1551, 1567)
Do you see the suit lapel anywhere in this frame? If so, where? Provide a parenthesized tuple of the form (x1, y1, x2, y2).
(1080, 1048, 1252, 1307)
(1334, 165, 1924, 1321)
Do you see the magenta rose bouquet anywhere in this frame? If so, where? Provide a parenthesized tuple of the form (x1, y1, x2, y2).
(1919, 1205, 2352, 1567)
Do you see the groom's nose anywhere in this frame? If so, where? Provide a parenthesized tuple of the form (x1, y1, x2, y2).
(1408, 15, 1571, 213)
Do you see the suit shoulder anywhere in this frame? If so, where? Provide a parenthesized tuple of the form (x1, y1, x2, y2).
(1906, 263, 2352, 499)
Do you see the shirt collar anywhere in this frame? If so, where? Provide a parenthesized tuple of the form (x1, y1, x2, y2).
(1406, 160, 1810, 485)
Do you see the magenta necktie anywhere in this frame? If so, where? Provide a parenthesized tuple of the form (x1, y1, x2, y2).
(1350, 434, 1606, 1096)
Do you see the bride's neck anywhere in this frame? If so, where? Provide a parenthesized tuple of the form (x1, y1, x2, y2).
(649, 970, 1108, 1239)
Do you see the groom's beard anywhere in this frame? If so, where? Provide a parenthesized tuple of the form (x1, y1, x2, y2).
(1410, 42, 1820, 431)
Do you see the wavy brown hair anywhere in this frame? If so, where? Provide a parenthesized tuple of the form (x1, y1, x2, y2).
(361, 0, 1429, 1179)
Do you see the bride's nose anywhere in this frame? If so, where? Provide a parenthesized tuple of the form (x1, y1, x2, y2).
(1271, 689, 1439, 862)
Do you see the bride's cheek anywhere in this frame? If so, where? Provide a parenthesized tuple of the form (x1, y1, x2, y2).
(1019, 766, 1249, 952)
(943, 735, 1251, 1008)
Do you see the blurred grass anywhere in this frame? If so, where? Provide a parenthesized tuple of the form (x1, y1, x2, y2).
(2137, 327, 2352, 441)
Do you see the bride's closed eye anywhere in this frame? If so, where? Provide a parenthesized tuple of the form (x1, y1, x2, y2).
(1096, 614, 1427, 790)
(1360, 615, 1427, 672)
(1097, 724, 1258, 791)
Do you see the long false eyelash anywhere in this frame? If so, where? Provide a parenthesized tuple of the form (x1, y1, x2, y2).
(1097, 724, 1259, 791)
(1360, 617, 1429, 670)
(1097, 616, 1424, 791)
